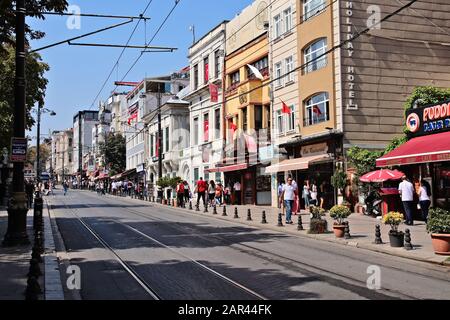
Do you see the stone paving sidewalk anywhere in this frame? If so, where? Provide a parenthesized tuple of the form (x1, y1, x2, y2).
(110, 193, 450, 266)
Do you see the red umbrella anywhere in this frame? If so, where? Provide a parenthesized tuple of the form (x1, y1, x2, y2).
(360, 169, 404, 183)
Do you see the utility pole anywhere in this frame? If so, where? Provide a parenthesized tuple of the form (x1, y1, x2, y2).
(157, 88, 163, 202)
(3, 0, 29, 246)
(36, 101, 42, 182)
(78, 111, 83, 186)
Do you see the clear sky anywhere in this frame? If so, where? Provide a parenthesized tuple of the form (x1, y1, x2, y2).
(27, 0, 253, 141)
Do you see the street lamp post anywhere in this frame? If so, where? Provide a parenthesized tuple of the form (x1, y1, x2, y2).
(36, 103, 56, 183)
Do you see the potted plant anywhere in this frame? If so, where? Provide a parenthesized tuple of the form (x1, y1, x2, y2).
(331, 169, 347, 205)
(426, 208, 450, 255)
(156, 176, 171, 204)
(329, 205, 352, 238)
(308, 206, 327, 234)
(382, 211, 404, 247)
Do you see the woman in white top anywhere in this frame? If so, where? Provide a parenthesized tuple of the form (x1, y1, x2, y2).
(208, 180, 216, 207)
(418, 180, 431, 222)
(310, 183, 318, 206)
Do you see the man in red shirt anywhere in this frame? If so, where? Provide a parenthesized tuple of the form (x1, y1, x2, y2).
(196, 177, 207, 208)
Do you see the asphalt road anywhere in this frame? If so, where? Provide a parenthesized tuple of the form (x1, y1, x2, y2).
(47, 189, 450, 300)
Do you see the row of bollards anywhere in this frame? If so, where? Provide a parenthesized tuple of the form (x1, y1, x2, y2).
(373, 224, 413, 249)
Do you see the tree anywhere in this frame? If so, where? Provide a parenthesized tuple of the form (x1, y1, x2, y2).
(0, 44, 50, 149)
(26, 142, 50, 169)
(98, 133, 126, 177)
(0, 0, 68, 50)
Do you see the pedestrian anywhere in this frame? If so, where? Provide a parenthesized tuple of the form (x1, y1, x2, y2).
(112, 181, 117, 196)
(176, 180, 185, 207)
(63, 180, 69, 196)
(25, 180, 34, 208)
(223, 185, 231, 205)
(280, 177, 296, 224)
(183, 181, 190, 204)
(277, 181, 285, 209)
(310, 181, 318, 206)
(195, 177, 207, 208)
(303, 181, 310, 210)
(398, 175, 415, 225)
(418, 179, 431, 223)
(208, 180, 216, 207)
(215, 183, 223, 206)
(233, 180, 241, 205)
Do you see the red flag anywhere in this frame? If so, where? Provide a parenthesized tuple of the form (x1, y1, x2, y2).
(204, 63, 209, 82)
(155, 133, 159, 158)
(313, 105, 322, 115)
(204, 119, 209, 142)
(229, 122, 237, 133)
(209, 83, 218, 102)
(281, 100, 292, 114)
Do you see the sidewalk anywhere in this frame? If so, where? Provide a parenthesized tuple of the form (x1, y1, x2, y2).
(106, 193, 450, 266)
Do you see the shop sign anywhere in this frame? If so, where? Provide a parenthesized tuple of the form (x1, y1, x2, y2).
(137, 163, 145, 173)
(406, 100, 450, 137)
(10, 137, 27, 162)
(258, 145, 274, 162)
(343, 1, 358, 110)
(301, 142, 328, 157)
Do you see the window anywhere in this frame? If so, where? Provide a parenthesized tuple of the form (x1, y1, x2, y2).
(287, 105, 295, 131)
(215, 172, 221, 183)
(214, 108, 221, 139)
(193, 117, 199, 145)
(204, 167, 209, 182)
(285, 56, 294, 83)
(277, 111, 284, 134)
(214, 50, 221, 79)
(229, 70, 240, 88)
(242, 108, 248, 131)
(248, 56, 269, 79)
(274, 14, 282, 38)
(150, 134, 154, 157)
(203, 56, 209, 83)
(284, 7, 292, 33)
(194, 168, 199, 182)
(304, 92, 330, 126)
(255, 105, 263, 131)
(193, 64, 199, 90)
(165, 127, 169, 152)
(275, 62, 283, 87)
(303, 0, 326, 21)
(203, 113, 209, 142)
(304, 38, 327, 73)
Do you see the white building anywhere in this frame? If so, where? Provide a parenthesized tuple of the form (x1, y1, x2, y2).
(179, 21, 228, 188)
(72, 110, 99, 177)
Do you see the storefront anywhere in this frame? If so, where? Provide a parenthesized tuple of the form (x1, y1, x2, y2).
(377, 100, 450, 210)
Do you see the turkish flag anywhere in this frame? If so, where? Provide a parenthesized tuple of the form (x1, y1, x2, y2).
(209, 83, 218, 102)
(155, 133, 159, 157)
(204, 63, 209, 82)
(204, 119, 209, 142)
(281, 100, 292, 114)
(229, 122, 237, 133)
(313, 105, 322, 115)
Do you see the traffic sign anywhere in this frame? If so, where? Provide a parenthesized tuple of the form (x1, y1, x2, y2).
(10, 137, 28, 162)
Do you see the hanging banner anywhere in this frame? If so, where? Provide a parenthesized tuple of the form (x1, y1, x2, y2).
(209, 83, 218, 103)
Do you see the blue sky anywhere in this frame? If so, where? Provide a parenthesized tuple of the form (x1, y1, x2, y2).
(27, 0, 253, 140)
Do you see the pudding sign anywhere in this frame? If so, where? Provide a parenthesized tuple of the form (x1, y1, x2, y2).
(406, 100, 450, 137)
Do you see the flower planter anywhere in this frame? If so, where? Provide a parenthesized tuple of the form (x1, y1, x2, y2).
(333, 225, 346, 238)
(308, 218, 327, 234)
(388, 231, 404, 248)
(430, 234, 450, 255)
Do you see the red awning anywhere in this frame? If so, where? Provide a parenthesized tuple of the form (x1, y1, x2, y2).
(377, 131, 450, 167)
(206, 163, 248, 173)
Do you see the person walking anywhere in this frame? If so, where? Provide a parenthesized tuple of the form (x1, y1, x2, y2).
(208, 180, 216, 207)
(63, 180, 69, 196)
(176, 180, 185, 207)
(215, 183, 223, 206)
(303, 181, 310, 210)
(183, 181, 190, 204)
(280, 177, 296, 224)
(195, 177, 207, 208)
(310, 182, 318, 206)
(233, 181, 241, 205)
(277, 181, 285, 209)
(398, 176, 415, 225)
(25, 180, 34, 208)
(223, 184, 231, 205)
(418, 180, 431, 223)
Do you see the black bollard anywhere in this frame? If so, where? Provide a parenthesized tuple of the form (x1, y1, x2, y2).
(213, 205, 217, 215)
(28, 258, 42, 277)
(25, 276, 42, 300)
(297, 215, 304, 231)
(222, 206, 227, 216)
(374, 225, 383, 244)
(31, 247, 42, 263)
(404, 229, 413, 250)
(344, 221, 351, 239)
(261, 211, 267, 224)
(234, 207, 239, 219)
(189, 201, 193, 210)
(247, 209, 252, 221)
(277, 213, 283, 226)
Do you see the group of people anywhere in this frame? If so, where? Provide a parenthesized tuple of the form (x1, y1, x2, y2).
(175, 178, 234, 208)
(398, 175, 432, 225)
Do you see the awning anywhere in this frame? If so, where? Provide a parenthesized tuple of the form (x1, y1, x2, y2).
(122, 168, 137, 177)
(206, 163, 248, 173)
(265, 154, 331, 174)
(377, 131, 450, 167)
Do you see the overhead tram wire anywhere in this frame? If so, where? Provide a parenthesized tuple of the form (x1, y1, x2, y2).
(124, 0, 420, 144)
(89, 0, 155, 110)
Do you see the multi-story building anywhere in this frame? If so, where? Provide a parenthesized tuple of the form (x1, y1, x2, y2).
(264, 0, 450, 209)
(51, 129, 73, 183)
(72, 110, 99, 180)
(179, 21, 228, 189)
(220, 0, 272, 205)
(107, 92, 128, 136)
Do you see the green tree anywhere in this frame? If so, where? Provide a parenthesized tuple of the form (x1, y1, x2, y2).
(0, 0, 68, 49)
(0, 44, 50, 149)
(26, 142, 50, 169)
(99, 133, 126, 177)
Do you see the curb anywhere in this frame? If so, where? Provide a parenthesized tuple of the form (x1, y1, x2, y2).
(89, 192, 450, 268)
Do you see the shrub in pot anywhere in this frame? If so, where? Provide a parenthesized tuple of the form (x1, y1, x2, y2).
(382, 211, 404, 247)
(426, 208, 450, 255)
(308, 206, 327, 234)
(329, 205, 352, 238)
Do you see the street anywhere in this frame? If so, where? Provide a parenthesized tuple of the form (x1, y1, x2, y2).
(47, 189, 450, 300)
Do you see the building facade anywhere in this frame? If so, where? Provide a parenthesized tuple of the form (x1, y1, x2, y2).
(51, 129, 73, 183)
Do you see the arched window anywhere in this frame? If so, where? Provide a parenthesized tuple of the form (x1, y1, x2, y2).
(303, 38, 327, 73)
(304, 92, 330, 126)
(303, 0, 326, 21)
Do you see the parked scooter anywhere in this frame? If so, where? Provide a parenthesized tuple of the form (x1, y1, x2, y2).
(365, 190, 382, 217)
